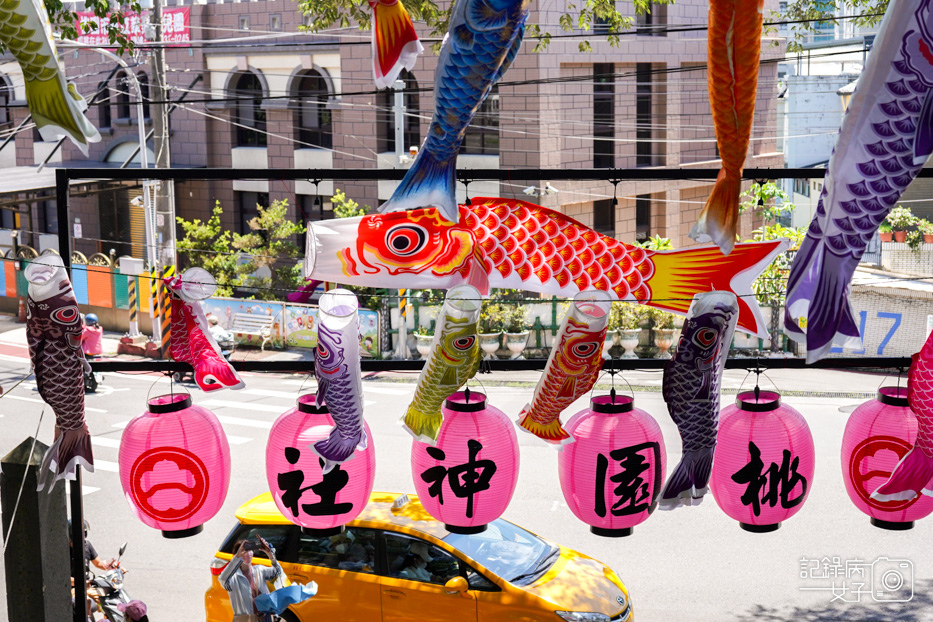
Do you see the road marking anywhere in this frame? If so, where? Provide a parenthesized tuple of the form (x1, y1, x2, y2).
(217, 414, 272, 429)
(65, 485, 100, 497)
(280, 380, 415, 395)
(244, 388, 302, 400)
(92, 437, 121, 449)
(111, 373, 172, 383)
(0, 354, 28, 363)
(202, 399, 284, 413)
(94, 460, 120, 473)
(108, 420, 252, 444)
(3, 394, 107, 413)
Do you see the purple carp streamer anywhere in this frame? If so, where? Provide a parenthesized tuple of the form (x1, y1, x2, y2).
(25, 255, 94, 490)
(785, 0, 933, 362)
(312, 289, 366, 473)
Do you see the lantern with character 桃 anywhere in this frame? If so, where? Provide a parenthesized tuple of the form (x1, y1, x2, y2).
(118, 394, 230, 538)
(841, 386, 933, 529)
(559, 394, 666, 536)
(411, 391, 519, 533)
(710, 389, 815, 532)
(266, 394, 376, 535)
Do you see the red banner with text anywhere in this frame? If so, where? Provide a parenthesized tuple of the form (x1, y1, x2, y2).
(74, 7, 191, 47)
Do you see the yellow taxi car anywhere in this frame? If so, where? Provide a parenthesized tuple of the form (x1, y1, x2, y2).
(205, 492, 633, 622)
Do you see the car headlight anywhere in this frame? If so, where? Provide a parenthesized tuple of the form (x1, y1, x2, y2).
(555, 612, 611, 622)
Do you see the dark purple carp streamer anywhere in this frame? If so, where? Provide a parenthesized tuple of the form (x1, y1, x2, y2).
(659, 291, 739, 510)
(25, 256, 94, 490)
(785, 0, 933, 362)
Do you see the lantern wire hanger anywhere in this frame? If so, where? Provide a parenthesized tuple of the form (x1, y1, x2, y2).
(593, 356, 634, 405)
(463, 179, 472, 206)
(462, 374, 488, 405)
(150, 370, 190, 405)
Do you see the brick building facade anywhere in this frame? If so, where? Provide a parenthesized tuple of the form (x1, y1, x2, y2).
(0, 0, 782, 260)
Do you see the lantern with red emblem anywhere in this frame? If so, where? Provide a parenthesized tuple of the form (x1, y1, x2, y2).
(841, 386, 933, 530)
(559, 394, 666, 537)
(710, 390, 815, 532)
(118, 394, 230, 538)
(266, 394, 376, 535)
(411, 391, 518, 533)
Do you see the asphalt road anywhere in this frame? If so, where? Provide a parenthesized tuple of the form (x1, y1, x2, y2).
(1, 357, 932, 622)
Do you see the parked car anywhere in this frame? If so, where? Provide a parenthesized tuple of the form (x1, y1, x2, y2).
(205, 492, 633, 622)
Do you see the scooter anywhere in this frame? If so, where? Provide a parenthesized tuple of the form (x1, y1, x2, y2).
(84, 355, 104, 394)
(87, 542, 131, 622)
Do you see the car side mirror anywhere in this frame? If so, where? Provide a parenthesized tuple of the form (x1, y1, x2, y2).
(445, 576, 469, 594)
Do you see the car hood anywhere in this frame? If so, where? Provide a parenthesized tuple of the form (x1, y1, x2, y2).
(522, 548, 628, 615)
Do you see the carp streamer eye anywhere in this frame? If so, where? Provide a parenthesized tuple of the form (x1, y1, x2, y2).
(571, 342, 599, 358)
(317, 344, 329, 359)
(52, 306, 79, 324)
(453, 336, 476, 351)
(386, 225, 428, 257)
(694, 328, 719, 347)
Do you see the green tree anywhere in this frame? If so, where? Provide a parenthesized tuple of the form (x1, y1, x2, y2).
(176, 201, 242, 296)
(298, 0, 672, 54)
(331, 189, 370, 218)
(233, 199, 307, 301)
(20, 0, 143, 55)
(739, 181, 794, 224)
(773, 0, 887, 52)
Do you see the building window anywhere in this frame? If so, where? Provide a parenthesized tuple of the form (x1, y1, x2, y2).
(594, 1, 613, 33)
(299, 194, 334, 222)
(635, 63, 653, 167)
(116, 72, 131, 120)
(593, 199, 615, 236)
(138, 72, 150, 121)
(635, 194, 651, 241)
(239, 15, 250, 31)
(294, 71, 333, 149)
(270, 14, 282, 31)
(593, 63, 615, 168)
(378, 69, 420, 154)
(237, 191, 269, 234)
(234, 72, 267, 147)
(461, 85, 498, 155)
(0, 77, 12, 130)
(793, 178, 810, 197)
(39, 200, 57, 234)
(636, 3, 667, 35)
(97, 80, 111, 128)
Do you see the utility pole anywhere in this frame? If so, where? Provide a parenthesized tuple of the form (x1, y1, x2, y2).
(149, 0, 176, 270)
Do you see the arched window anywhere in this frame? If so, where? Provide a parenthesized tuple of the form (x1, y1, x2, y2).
(137, 72, 150, 121)
(97, 80, 112, 129)
(378, 69, 420, 154)
(293, 70, 332, 149)
(0, 76, 12, 131)
(233, 71, 267, 147)
(460, 85, 498, 155)
(115, 71, 131, 120)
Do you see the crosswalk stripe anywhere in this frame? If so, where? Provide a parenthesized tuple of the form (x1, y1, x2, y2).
(65, 485, 100, 497)
(244, 388, 302, 400)
(108, 420, 253, 444)
(94, 460, 120, 473)
(4, 394, 107, 413)
(91, 437, 121, 449)
(202, 399, 284, 413)
(217, 414, 272, 429)
(280, 379, 414, 395)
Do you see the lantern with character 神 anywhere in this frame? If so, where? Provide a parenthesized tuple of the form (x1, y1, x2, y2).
(118, 394, 230, 538)
(710, 389, 815, 532)
(841, 387, 933, 530)
(411, 391, 519, 534)
(559, 394, 666, 537)
(266, 394, 376, 535)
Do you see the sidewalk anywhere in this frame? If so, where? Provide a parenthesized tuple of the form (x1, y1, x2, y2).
(0, 313, 890, 397)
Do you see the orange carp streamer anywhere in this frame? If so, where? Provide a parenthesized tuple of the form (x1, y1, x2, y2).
(369, 0, 424, 89)
(690, 0, 765, 255)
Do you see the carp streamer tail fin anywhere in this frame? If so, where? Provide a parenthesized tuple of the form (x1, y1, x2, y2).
(690, 170, 741, 256)
(313, 427, 363, 474)
(37, 426, 95, 492)
(871, 447, 933, 502)
(26, 77, 100, 156)
(658, 447, 714, 510)
(401, 407, 443, 444)
(516, 407, 573, 445)
(378, 148, 458, 224)
(370, 0, 423, 89)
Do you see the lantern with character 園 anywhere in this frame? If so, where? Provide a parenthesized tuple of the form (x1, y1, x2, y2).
(118, 394, 230, 538)
(266, 394, 376, 535)
(841, 386, 933, 530)
(710, 389, 815, 532)
(411, 391, 519, 534)
(559, 394, 666, 537)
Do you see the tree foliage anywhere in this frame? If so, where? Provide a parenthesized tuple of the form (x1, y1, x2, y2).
(772, 0, 888, 52)
(176, 201, 241, 297)
(22, 0, 143, 56)
(298, 0, 671, 53)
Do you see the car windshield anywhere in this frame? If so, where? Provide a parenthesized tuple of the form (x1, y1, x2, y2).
(443, 519, 557, 583)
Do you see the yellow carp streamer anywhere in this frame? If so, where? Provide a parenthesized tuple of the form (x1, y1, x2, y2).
(402, 285, 482, 443)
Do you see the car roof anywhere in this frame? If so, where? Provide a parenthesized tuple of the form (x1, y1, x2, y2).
(235, 491, 451, 540)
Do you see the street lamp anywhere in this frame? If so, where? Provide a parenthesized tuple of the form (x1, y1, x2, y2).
(837, 78, 858, 115)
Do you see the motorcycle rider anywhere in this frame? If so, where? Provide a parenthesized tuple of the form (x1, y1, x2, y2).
(81, 314, 103, 357)
(69, 520, 117, 620)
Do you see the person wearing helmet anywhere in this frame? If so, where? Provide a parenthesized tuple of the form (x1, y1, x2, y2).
(81, 314, 103, 357)
(69, 519, 117, 620)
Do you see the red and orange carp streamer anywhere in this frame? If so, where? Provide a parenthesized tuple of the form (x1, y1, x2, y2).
(369, 0, 423, 89)
(690, 0, 765, 255)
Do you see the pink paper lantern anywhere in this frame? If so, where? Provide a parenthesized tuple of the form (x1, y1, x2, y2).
(411, 391, 518, 534)
(710, 390, 815, 532)
(266, 394, 375, 535)
(559, 394, 666, 537)
(841, 386, 933, 530)
(119, 394, 230, 538)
